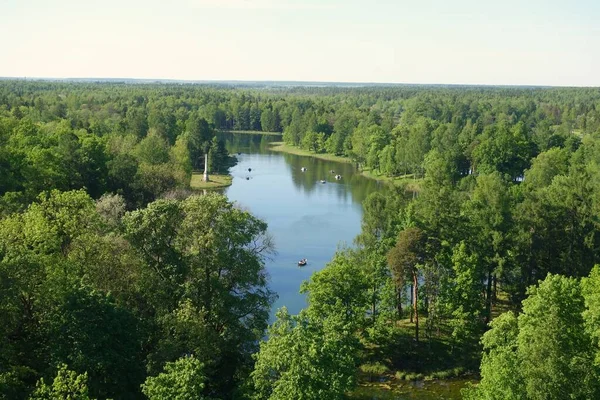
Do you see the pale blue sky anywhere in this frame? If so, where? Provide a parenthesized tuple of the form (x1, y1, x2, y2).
(1, 0, 599, 85)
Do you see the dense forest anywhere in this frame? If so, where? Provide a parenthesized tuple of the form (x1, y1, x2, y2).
(2, 80, 600, 399)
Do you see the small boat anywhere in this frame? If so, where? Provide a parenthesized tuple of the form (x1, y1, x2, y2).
(298, 258, 307, 266)
(246, 177, 250, 180)
(320, 180, 326, 184)
(301, 167, 307, 172)
(248, 167, 252, 172)
(335, 175, 342, 180)
(330, 170, 335, 174)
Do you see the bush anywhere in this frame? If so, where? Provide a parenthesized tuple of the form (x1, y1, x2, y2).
(360, 363, 389, 375)
(405, 373, 424, 381)
(394, 371, 406, 380)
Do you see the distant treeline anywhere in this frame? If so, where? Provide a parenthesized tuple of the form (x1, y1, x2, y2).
(3, 81, 600, 186)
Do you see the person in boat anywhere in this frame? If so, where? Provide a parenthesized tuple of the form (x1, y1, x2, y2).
(298, 258, 307, 266)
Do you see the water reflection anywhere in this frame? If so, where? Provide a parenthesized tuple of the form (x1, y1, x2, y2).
(219, 132, 385, 206)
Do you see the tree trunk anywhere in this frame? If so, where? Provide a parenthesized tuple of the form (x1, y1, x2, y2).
(413, 272, 419, 343)
(485, 270, 493, 323)
(397, 287, 403, 320)
(493, 273, 498, 302)
(409, 283, 414, 323)
(203, 152, 210, 182)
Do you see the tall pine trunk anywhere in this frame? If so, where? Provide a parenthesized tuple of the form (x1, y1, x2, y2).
(493, 273, 498, 302)
(397, 286, 403, 319)
(413, 272, 419, 343)
(409, 283, 414, 323)
(485, 270, 493, 323)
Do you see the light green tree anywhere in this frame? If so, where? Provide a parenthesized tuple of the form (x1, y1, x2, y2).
(518, 274, 597, 400)
(141, 356, 212, 400)
(30, 364, 92, 400)
(462, 312, 524, 400)
(252, 252, 367, 400)
(466, 273, 600, 400)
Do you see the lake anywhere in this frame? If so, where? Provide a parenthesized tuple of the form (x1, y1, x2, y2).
(218, 132, 385, 316)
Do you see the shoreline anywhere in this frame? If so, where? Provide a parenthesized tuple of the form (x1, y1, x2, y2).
(268, 141, 352, 164)
(267, 141, 422, 190)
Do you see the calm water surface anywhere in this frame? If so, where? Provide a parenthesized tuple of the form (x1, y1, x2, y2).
(219, 133, 384, 315)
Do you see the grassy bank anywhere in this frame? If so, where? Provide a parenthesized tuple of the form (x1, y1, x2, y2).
(218, 129, 282, 136)
(268, 142, 423, 190)
(361, 169, 423, 192)
(269, 141, 353, 163)
(190, 173, 233, 189)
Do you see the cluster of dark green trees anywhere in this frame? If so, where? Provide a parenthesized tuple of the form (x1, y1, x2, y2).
(2, 80, 600, 399)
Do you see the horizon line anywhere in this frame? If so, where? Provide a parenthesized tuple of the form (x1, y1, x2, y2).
(0, 76, 597, 89)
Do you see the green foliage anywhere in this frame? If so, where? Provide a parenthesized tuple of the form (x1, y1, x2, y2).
(1, 189, 272, 399)
(135, 133, 170, 165)
(252, 252, 368, 399)
(465, 312, 523, 400)
(141, 356, 212, 400)
(447, 242, 484, 348)
(124, 193, 275, 396)
(466, 273, 600, 400)
(30, 364, 92, 400)
(582, 265, 600, 365)
(252, 308, 359, 400)
(518, 275, 597, 400)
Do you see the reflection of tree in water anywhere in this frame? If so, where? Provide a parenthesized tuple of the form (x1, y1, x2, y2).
(218, 132, 280, 154)
(220, 132, 389, 205)
(288, 157, 388, 205)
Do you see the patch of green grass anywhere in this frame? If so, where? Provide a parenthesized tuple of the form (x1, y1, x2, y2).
(405, 372, 425, 381)
(190, 173, 232, 189)
(360, 169, 423, 191)
(360, 362, 390, 382)
(268, 142, 352, 163)
(430, 370, 452, 379)
(394, 371, 406, 380)
(360, 362, 390, 375)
